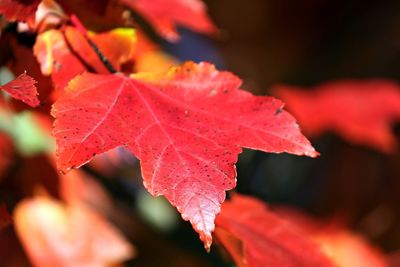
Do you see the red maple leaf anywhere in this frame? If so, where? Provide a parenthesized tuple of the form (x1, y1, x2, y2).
(0, 73, 40, 107)
(120, 0, 216, 41)
(34, 26, 135, 91)
(52, 61, 317, 249)
(274, 80, 400, 153)
(215, 194, 335, 267)
(0, 0, 40, 26)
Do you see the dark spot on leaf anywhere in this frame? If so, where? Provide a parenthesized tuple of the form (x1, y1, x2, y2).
(275, 107, 283, 115)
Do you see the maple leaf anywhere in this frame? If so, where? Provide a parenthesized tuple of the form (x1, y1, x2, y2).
(0, 0, 40, 26)
(120, 0, 216, 41)
(52, 61, 317, 249)
(0, 73, 40, 107)
(274, 80, 400, 153)
(214, 194, 335, 267)
(34, 26, 136, 90)
(14, 195, 135, 267)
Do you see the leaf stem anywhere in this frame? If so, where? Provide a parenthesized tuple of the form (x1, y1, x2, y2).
(69, 14, 117, 74)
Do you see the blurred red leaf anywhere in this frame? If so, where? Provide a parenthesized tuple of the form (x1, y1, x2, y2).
(274, 80, 400, 153)
(60, 170, 113, 211)
(14, 195, 135, 267)
(0, 0, 40, 26)
(214, 194, 335, 267)
(276, 208, 389, 267)
(52, 61, 317, 249)
(0, 73, 40, 107)
(34, 26, 135, 91)
(120, 0, 216, 41)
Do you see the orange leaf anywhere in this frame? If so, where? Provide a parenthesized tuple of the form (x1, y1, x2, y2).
(14, 196, 135, 267)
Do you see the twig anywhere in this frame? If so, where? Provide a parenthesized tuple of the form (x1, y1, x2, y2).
(61, 27, 97, 73)
(69, 14, 117, 74)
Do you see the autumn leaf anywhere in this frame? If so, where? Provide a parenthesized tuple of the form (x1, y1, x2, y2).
(274, 80, 400, 153)
(52, 61, 317, 248)
(14, 195, 135, 267)
(214, 194, 335, 267)
(120, 0, 216, 41)
(275, 208, 389, 267)
(0, 73, 39, 107)
(34, 26, 136, 90)
(313, 230, 389, 267)
(0, 0, 40, 26)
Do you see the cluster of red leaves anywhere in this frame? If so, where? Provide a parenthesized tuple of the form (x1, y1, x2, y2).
(34, 26, 136, 90)
(0, 0, 399, 266)
(0, 0, 216, 41)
